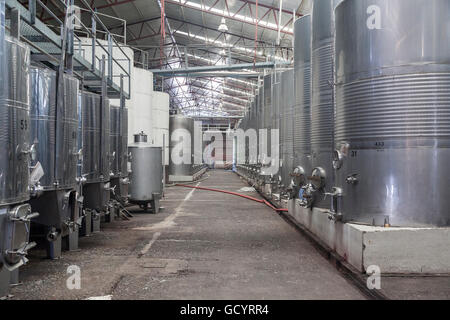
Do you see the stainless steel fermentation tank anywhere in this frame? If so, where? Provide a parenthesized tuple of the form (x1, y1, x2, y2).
(109, 105, 129, 204)
(259, 75, 273, 182)
(77, 91, 111, 233)
(271, 72, 282, 188)
(129, 133, 163, 213)
(0, 36, 36, 297)
(28, 66, 80, 258)
(334, 0, 450, 226)
(169, 114, 193, 180)
(303, 0, 342, 209)
(279, 69, 295, 196)
(292, 15, 312, 195)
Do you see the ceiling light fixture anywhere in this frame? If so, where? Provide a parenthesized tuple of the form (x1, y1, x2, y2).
(218, 17, 228, 32)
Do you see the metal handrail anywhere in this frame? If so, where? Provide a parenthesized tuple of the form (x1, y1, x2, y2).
(27, 0, 131, 95)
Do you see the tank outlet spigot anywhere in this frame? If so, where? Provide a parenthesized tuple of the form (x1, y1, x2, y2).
(346, 174, 359, 185)
(327, 211, 343, 222)
(46, 229, 60, 242)
(333, 150, 344, 170)
(291, 166, 306, 189)
(298, 183, 316, 208)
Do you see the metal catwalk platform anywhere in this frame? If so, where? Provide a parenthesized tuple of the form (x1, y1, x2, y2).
(5, 0, 130, 98)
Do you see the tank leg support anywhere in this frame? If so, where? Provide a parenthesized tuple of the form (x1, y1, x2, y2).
(63, 228, 79, 251)
(151, 199, 160, 214)
(9, 269, 19, 286)
(46, 233, 62, 260)
(0, 267, 10, 298)
(80, 210, 92, 237)
(92, 211, 101, 233)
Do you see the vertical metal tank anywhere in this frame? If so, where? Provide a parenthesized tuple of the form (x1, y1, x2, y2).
(110, 105, 121, 179)
(0, 35, 35, 297)
(306, 0, 342, 209)
(280, 70, 295, 194)
(261, 74, 272, 179)
(78, 91, 110, 232)
(169, 114, 193, 180)
(271, 72, 282, 186)
(100, 98, 110, 184)
(0, 38, 31, 206)
(28, 65, 80, 257)
(334, 0, 450, 227)
(257, 84, 264, 170)
(110, 105, 129, 204)
(78, 91, 102, 184)
(292, 15, 312, 193)
(129, 132, 163, 213)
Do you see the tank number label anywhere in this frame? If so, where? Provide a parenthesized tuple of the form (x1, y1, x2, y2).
(367, 5, 381, 30)
(351, 150, 358, 158)
(374, 141, 385, 147)
(20, 119, 28, 130)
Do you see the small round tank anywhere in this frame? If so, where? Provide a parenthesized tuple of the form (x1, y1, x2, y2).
(129, 132, 163, 212)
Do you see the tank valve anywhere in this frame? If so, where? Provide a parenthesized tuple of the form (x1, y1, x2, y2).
(298, 183, 316, 208)
(291, 166, 306, 190)
(346, 174, 359, 185)
(46, 228, 60, 242)
(325, 187, 343, 222)
(333, 150, 344, 170)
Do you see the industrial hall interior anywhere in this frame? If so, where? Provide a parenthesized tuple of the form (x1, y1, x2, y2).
(1, 0, 450, 302)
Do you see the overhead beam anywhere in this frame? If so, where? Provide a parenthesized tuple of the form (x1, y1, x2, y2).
(165, 0, 293, 35)
(150, 61, 279, 76)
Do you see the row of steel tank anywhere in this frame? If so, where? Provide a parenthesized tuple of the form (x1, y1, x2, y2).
(168, 114, 207, 182)
(0, 33, 131, 296)
(237, 0, 450, 228)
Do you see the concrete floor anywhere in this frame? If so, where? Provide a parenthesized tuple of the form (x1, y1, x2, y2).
(8, 170, 449, 300)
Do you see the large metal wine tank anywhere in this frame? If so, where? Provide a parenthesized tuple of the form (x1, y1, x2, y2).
(271, 72, 281, 183)
(59, 74, 79, 188)
(0, 37, 31, 205)
(78, 91, 102, 183)
(262, 74, 272, 170)
(78, 91, 110, 227)
(30, 67, 79, 190)
(334, 0, 450, 227)
(129, 133, 163, 213)
(110, 105, 121, 178)
(292, 15, 312, 190)
(280, 70, 294, 191)
(100, 98, 110, 183)
(257, 85, 264, 166)
(109, 106, 129, 204)
(120, 108, 128, 178)
(0, 36, 34, 288)
(309, 0, 342, 208)
(169, 114, 193, 178)
(29, 66, 57, 189)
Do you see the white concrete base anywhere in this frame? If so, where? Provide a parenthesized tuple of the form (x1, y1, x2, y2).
(286, 199, 450, 274)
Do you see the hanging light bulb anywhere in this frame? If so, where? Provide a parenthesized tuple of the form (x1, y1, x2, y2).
(218, 18, 228, 32)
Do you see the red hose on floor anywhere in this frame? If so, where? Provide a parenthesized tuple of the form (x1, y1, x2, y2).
(175, 184, 289, 213)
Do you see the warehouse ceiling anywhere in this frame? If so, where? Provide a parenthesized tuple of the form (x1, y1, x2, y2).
(33, 0, 304, 122)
